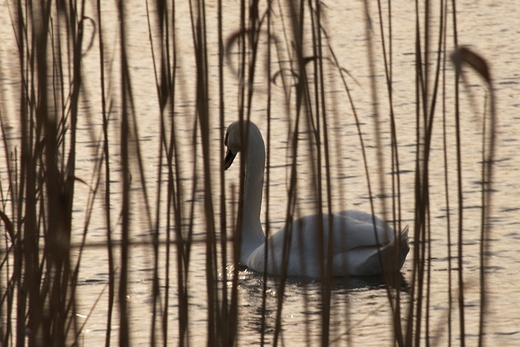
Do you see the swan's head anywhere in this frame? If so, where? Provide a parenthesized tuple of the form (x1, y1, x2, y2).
(224, 122, 242, 170)
(223, 120, 264, 170)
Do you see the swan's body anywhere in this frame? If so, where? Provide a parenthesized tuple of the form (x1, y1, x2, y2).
(224, 121, 409, 278)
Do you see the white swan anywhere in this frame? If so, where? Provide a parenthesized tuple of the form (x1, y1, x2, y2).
(224, 120, 409, 278)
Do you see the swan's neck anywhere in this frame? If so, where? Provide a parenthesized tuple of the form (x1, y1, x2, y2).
(239, 129, 266, 264)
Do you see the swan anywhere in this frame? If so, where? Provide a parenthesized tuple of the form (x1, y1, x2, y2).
(224, 120, 409, 278)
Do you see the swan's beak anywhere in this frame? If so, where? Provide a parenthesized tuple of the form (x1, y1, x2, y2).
(224, 148, 237, 170)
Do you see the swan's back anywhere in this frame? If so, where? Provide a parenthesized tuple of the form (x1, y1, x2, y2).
(247, 210, 409, 278)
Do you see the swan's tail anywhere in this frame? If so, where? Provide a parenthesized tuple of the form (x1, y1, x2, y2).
(371, 225, 410, 273)
(397, 225, 410, 269)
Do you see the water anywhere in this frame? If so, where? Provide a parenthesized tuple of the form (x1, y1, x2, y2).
(1, 0, 519, 345)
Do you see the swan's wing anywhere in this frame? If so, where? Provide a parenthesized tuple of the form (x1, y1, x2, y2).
(333, 225, 410, 276)
(329, 212, 393, 254)
(335, 210, 388, 229)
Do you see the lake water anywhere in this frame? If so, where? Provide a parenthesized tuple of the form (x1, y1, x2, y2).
(0, 0, 519, 346)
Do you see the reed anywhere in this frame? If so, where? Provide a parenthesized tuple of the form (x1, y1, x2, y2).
(0, 0, 496, 346)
